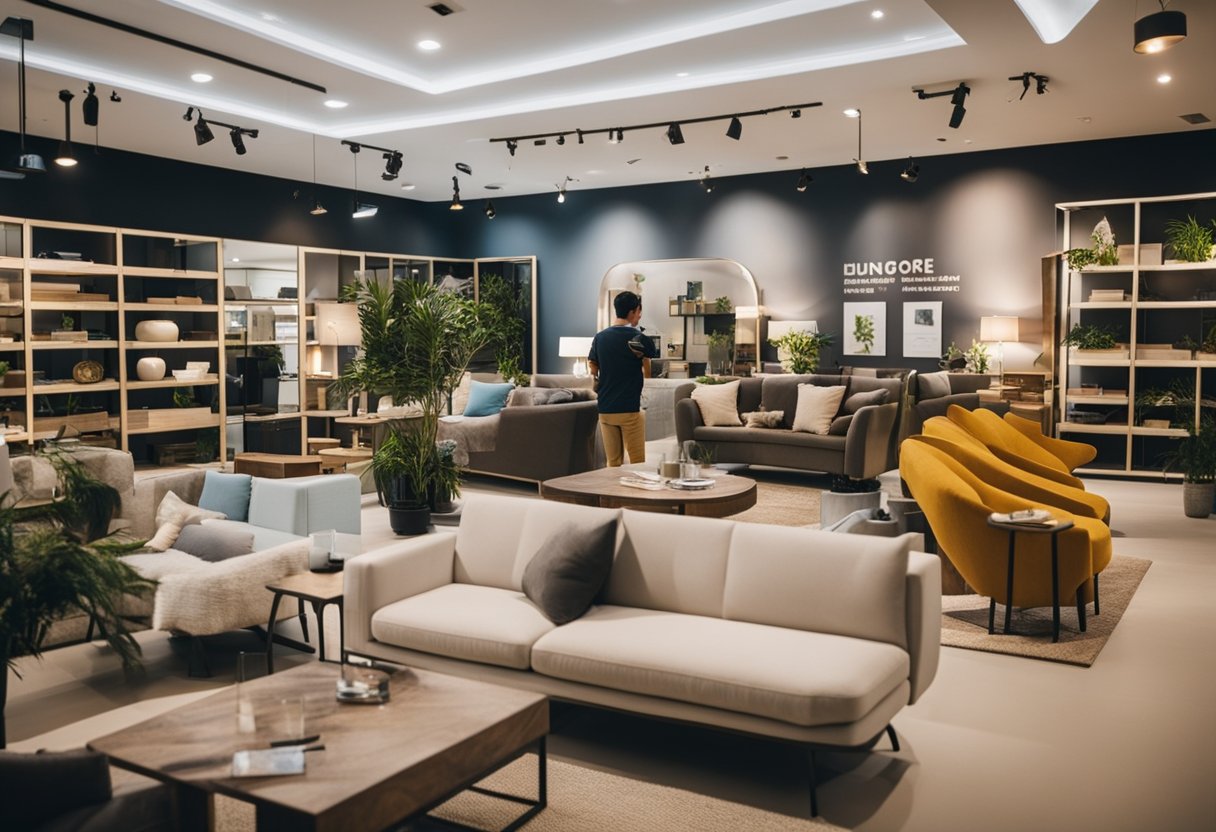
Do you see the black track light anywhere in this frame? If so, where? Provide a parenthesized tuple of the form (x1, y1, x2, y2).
(577, 130, 584, 145)
(5, 16, 45, 174)
(796, 169, 811, 192)
(55, 89, 77, 167)
(699, 166, 714, 193)
(1036, 74, 1049, 95)
(308, 134, 326, 216)
(109, 90, 121, 102)
(1134, 3, 1186, 54)
(666, 123, 685, 145)
(82, 82, 98, 126)
(556, 134, 565, 146)
(900, 158, 919, 183)
(726, 116, 742, 140)
(450, 176, 463, 211)
(1009, 72, 1049, 100)
(949, 83, 969, 129)
(193, 115, 214, 146)
(850, 109, 867, 174)
(484, 200, 496, 219)
(381, 150, 403, 180)
(533, 139, 546, 146)
(790, 109, 801, 119)
(230, 127, 247, 155)
(506, 139, 518, 157)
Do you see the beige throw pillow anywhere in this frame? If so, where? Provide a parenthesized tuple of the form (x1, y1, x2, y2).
(742, 410, 784, 428)
(791, 384, 847, 435)
(147, 490, 227, 551)
(691, 380, 743, 427)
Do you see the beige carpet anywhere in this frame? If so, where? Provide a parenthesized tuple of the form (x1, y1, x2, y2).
(729, 473, 825, 527)
(939, 555, 1151, 667)
(215, 753, 845, 831)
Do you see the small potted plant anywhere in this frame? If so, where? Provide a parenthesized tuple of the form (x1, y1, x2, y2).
(714, 295, 732, 313)
(938, 341, 965, 371)
(706, 329, 734, 375)
(770, 330, 833, 374)
(1164, 215, 1215, 264)
(964, 340, 990, 374)
(373, 428, 432, 535)
(1061, 322, 1126, 358)
(1162, 418, 1215, 518)
(1198, 324, 1216, 363)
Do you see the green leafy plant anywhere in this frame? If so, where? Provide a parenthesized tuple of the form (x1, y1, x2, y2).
(194, 427, 219, 463)
(830, 475, 881, 493)
(1061, 322, 1119, 350)
(939, 341, 965, 370)
(694, 375, 728, 385)
(770, 330, 834, 374)
(714, 295, 732, 313)
(1161, 417, 1216, 483)
(1202, 323, 1216, 355)
(681, 440, 716, 467)
(1136, 380, 1196, 428)
(172, 388, 194, 408)
(253, 344, 285, 373)
(478, 274, 529, 386)
(1064, 248, 1098, 270)
(0, 361, 8, 378)
(1164, 215, 1215, 263)
(964, 339, 990, 374)
(852, 314, 875, 355)
(60, 314, 74, 331)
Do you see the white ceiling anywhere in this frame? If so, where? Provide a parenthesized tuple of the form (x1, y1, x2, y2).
(0, 0, 1212, 203)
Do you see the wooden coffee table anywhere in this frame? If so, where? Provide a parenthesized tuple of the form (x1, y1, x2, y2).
(541, 466, 757, 517)
(234, 452, 324, 479)
(89, 662, 548, 832)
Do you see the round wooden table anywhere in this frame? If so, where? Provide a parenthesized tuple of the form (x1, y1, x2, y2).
(541, 467, 757, 518)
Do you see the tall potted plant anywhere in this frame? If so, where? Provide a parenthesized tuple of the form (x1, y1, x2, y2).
(1162, 418, 1216, 518)
(0, 455, 150, 747)
(330, 278, 491, 534)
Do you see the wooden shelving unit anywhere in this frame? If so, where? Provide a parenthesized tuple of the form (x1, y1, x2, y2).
(1056, 191, 1216, 478)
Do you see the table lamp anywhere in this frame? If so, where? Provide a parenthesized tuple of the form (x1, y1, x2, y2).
(559, 337, 594, 377)
(980, 315, 1019, 382)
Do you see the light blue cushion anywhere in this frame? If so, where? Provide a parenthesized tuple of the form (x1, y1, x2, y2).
(197, 470, 253, 522)
(464, 380, 515, 417)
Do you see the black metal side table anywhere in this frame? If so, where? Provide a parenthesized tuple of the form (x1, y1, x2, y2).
(985, 514, 1078, 643)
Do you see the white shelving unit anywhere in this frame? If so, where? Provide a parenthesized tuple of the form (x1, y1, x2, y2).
(1056, 191, 1216, 478)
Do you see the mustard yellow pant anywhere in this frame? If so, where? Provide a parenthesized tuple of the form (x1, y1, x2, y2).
(599, 411, 646, 467)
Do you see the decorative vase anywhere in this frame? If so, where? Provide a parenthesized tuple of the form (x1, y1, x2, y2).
(389, 505, 431, 536)
(134, 320, 179, 342)
(1182, 482, 1214, 518)
(136, 356, 167, 381)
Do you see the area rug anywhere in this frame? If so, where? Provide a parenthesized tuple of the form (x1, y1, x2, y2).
(939, 555, 1151, 667)
(214, 753, 846, 831)
(730, 473, 826, 527)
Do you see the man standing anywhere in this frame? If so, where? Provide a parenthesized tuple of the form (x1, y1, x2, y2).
(588, 290, 655, 467)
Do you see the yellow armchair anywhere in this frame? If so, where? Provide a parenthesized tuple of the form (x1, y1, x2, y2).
(913, 425, 1110, 524)
(1003, 412, 1097, 471)
(901, 440, 1103, 633)
(946, 405, 1085, 489)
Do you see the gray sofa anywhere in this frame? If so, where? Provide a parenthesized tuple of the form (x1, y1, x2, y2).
(675, 375, 901, 480)
(346, 493, 941, 813)
(905, 371, 1010, 438)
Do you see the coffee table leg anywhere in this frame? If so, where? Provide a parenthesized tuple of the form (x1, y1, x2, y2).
(171, 783, 212, 832)
(312, 600, 326, 663)
(256, 801, 315, 832)
(434, 737, 548, 832)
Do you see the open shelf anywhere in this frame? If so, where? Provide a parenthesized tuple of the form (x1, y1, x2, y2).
(31, 340, 119, 350)
(126, 375, 220, 389)
(125, 341, 220, 349)
(124, 303, 219, 312)
(34, 380, 121, 394)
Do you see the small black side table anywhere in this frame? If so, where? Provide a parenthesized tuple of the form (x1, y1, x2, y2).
(265, 571, 344, 674)
(986, 514, 1078, 643)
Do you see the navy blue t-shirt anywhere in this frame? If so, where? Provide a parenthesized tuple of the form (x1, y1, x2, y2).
(589, 325, 653, 413)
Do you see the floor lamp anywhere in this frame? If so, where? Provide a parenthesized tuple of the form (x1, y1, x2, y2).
(980, 316, 1019, 383)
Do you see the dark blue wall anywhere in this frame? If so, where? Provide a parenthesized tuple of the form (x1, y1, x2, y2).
(462, 130, 1215, 373)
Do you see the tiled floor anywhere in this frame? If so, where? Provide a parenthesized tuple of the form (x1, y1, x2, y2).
(6, 473, 1214, 831)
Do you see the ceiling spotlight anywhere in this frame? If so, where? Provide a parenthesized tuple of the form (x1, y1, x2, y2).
(184, 107, 215, 146)
(577, 130, 584, 145)
(191, 72, 213, 83)
(843, 108, 860, 118)
(485, 200, 496, 219)
(666, 123, 685, 145)
(455, 162, 472, 175)
(871, 9, 885, 19)
(82, 82, 98, 126)
(352, 202, 378, 219)
(900, 158, 919, 182)
(1134, 3, 1186, 54)
(506, 139, 518, 157)
(109, 90, 121, 102)
(533, 139, 546, 146)
(324, 99, 348, 109)
(450, 176, 463, 211)
(790, 109, 801, 119)
(55, 89, 77, 167)
(608, 128, 623, 144)
(725, 116, 742, 140)
(1010, 72, 1049, 100)
(1035, 74, 1049, 95)
(381, 150, 403, 181)
(230, 127, 247, 155)
(556, 134, 565, 146)
(418, 39, 441, 51)
(699, 166, 714, 193)
(796, 169, 811, 192)
(949, 84, 969, 128)
(1157, 73, 1172, 84)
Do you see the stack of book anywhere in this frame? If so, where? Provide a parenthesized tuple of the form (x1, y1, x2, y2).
(30, 281, 109, 303)
(1088, 288, 1127, 302)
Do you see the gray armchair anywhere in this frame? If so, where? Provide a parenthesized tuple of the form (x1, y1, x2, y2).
(905, 371, 1010, 438)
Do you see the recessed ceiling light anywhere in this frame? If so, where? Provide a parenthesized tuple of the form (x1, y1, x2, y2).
(399, 183, 416, 190)
(1157, 73, 1172, 84)
(1077, 116, 1093, 123)
(418, 39, 441, 51)
(324, 99, 348, 109)
(230, 257, 240, 263)
(871, 9, 885, 19)
(843, 108, 860, 118)
(936, 137, 947, 142)
(484, 183, 503, 190)
(191, 72, 213, 83)
(676, 72, 689, 77)
(964, 138, 974, 144)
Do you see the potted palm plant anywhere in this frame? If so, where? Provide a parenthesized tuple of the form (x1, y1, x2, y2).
(1, 454, 150, 747)
(1162, 418, 1215, 518)
(330, 278, 491, 535)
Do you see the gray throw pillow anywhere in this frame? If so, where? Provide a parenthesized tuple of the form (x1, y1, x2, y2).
(918, 371, 952, 400)
(844, 388, 890, 414)
(828, 415, 853, 435)
(173, 522, 256, 562)
(522, 519, 618, 625)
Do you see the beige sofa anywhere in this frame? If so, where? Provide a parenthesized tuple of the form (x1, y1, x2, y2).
(346, 494, 940, 812)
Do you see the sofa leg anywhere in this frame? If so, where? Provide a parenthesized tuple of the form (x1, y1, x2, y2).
(187, 637, 211, 679)
(1093, 573, 1100, 615)
(807, 750, 820, 818)
(885, 724, 900, 753)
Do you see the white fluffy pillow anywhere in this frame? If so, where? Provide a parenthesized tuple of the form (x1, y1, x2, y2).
(691, 380, 742, 427)
(791, 384, 847, 435)
(146, 490, 227, 551)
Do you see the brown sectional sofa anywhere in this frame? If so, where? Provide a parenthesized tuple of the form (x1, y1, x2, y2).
(675, 374, 902, 480)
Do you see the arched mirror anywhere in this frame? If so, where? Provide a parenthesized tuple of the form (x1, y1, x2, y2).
(599, 258, 762, 377)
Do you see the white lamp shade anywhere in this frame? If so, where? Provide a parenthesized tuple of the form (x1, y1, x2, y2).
(767, 320, 818, 341)
(980, 316, 1020, 342)
(558, 336, 594, 358)
(317, 302, 361, 346)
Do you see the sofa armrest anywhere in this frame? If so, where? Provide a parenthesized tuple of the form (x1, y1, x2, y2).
(477, 401, 599, 480)
(905, 550, 942, 704)
(125, 470, 206, 539)
(247, 474, 361, 537)
(674, 398, 704, 444)
(842, 401, 898, 479)
(344, 534, 456, 653)
(151, 540, 309, 635)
